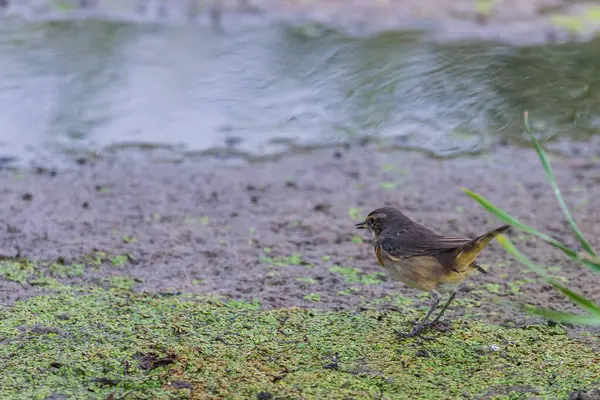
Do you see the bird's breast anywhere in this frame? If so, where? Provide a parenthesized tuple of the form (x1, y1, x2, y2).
(377, 251, 441, 292)
(376, 249, 469, 293)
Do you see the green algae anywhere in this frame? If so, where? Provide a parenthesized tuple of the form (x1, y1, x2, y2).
(259, 251, 311, 268)
(329, 266, 387, 285)
(0, 255, 132, 290)
(303, 293, 321, 302)
(0, 284, 598, 400)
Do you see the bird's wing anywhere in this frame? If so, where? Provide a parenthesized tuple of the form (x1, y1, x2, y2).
(378, 228, 472, 260)
(433, 236, 474, 248)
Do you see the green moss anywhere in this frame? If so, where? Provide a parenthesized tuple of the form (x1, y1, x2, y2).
(0, 260, 84, 286)
(0, 286, 597, 399)
(121, 234, 137, 244)
(338, 287, 362, 296)
(0, 260, 38, 284)
(485, 283, 503, 295)
(329, 266, 387, 285)
(184, 215, 211, 225)
(379, 181, 397, 190)
(85, 251, 132, 268)
(108, 276, 137, 290)
(549, 6, 600, 34)
(260, 252, 311, 268)
(303, 293, 321, 302)
(96, 185, 110, 193)
(507, 278, 536, 294)
(49, 263, 85, 278)
(221, 298, 261, 310)
(475, 0, 498, 15)
(348, 207, 363, 221)
(351, 235, 364, 244)
(87, 251, 107, 266)
(296, 277, 317, 285)
(111, 255, 129, 267)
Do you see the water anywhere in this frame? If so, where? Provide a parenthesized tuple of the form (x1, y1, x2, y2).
(1, 17, 600, 164)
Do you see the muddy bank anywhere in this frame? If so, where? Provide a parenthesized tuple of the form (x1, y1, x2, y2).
(1, 141, 600, 326)
(2, 0, 600, 44)
(265, 0, 600, 44)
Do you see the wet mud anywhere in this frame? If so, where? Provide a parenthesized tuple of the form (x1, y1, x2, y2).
(1, 142, 599, 326)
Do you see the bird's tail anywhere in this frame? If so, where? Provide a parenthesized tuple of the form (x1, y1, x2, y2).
(455, 225, 511, 271)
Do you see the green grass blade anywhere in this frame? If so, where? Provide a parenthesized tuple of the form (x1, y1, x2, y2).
(523, 111, 596, 257)
(521, 306, 600, 326)
(580, 252, 600, 266)
(462, 188, 566, 249)
(580, 258, 600, 273)
(463, 188, 600, 273)
(496, 298, 600, 326)
(497, 235, 600, 316)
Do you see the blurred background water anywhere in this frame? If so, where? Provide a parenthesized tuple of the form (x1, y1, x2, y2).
(1, 0, 600, 164)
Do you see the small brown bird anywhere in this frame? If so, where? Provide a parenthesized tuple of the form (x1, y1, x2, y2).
(355, 206, 510, 338)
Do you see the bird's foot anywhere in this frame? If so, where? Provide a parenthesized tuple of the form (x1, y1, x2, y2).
(395, 320, 452, 341)
(429, 320, 452, 333)
(394, 325, 434, 341)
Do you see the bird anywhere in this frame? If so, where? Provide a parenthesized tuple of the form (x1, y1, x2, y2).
(355, 206, 510, 338)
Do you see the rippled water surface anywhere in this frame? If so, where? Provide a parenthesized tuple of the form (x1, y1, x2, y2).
(1, 18, 600, 162)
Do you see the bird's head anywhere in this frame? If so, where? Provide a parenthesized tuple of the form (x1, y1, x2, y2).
(355, 207, 404, 238)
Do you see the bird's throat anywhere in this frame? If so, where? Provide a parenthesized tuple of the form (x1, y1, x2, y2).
(368, 228, 377, 240)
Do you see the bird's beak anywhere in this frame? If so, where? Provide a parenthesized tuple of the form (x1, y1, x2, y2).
(355, 221, 367, 230)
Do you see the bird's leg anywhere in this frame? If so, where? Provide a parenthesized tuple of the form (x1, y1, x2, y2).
(396, 290, 441, 338)
(425, 290, 457, 329)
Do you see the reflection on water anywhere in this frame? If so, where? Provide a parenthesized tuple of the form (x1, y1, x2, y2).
(1, 19, 600, 162)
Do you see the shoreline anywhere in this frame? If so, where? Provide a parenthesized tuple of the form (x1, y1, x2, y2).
(1, 0, 600, 45)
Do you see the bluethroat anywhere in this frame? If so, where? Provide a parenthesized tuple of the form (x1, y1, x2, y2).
(355, 207, 509, 338)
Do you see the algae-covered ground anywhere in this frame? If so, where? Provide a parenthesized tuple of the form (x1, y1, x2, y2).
(1, 144, 600, 398)
(1, 259, 599, 399)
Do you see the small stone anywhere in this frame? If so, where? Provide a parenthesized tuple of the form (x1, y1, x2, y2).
(314, 203, 332, 213)
(415, 349, 429, 357)
(257, 392, 273, 400)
